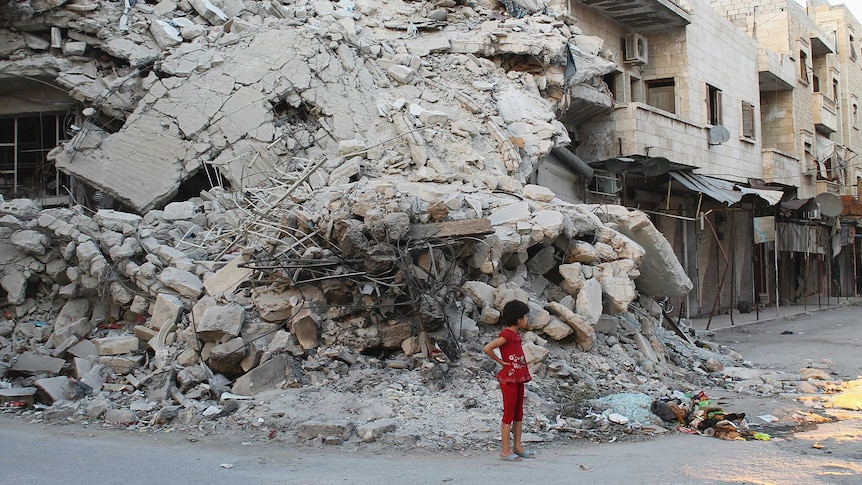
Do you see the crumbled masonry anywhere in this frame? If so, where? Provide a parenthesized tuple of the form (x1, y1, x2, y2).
(0, 0, 843, 449)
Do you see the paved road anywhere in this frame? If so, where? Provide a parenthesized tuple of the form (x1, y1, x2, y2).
(2, 306, 861, 484)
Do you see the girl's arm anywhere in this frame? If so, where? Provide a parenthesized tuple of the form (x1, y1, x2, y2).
(483, 336, 509, 366)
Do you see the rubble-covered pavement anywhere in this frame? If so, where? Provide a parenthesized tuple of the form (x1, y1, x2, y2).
(0, 0, 857, 452)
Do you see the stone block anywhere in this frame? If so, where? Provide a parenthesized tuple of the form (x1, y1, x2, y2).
(356, 419, 398, 442)
(203, 254, 255, 295)
(99, 355, 143, 374)
(231, 354, 292, 396)
(150, 293, 184, 330)
(35, 376, 70, 403)
(298, 420, 354, 440)
(290, 308, 319, 349)
(68, 339, 98, 359)
(11, 352, 65, 375)
(196, 304, 244, 341)
(158, 267, 203, 299)
(104, 409, 138, 426)
(94, 336, 140, 355)
(207, 337, 247, 375)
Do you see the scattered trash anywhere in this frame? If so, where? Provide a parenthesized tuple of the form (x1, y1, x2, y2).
(220, 463, 234, 469)
(811, 442, 825, 449)
(758, 414, 779, 423)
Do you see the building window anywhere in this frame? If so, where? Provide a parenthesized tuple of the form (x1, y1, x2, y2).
(0, 114, 72, 199)
(850, 31, 858, 62)
(741, 101, 756, 139)
(646, 78, 675, 114)
(852, 97, 859, 129)
(707, 84, 722, 125)
(799, 50, 809, 83)
(833, 78, 839, 101)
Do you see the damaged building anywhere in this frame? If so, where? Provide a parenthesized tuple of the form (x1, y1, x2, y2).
(0, 0, 859, 447)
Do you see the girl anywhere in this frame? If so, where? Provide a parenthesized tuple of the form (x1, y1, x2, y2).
(483, 300, 535, 462)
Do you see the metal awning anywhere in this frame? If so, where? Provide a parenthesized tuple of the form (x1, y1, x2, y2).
(669, 171, 741, 205)
(669, 172, 783, 206)
(738, 187, 783, 206)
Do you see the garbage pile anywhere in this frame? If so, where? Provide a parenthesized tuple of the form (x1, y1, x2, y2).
(651, 391, 770, 441)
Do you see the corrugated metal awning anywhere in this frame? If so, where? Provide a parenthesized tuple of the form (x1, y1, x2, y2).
(669, 171, 741, 205)
(670, 172, 783, 206)
(738, 187, 783, 206)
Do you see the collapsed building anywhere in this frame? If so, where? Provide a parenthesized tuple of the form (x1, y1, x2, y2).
(0, 0, 804, 446)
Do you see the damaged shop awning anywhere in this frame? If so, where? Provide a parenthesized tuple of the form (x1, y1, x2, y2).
(669, 172, 783, 206)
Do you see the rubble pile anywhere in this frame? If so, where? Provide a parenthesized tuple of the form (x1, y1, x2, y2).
(0, 0, 754, 449)
(0, 176, 745, 449)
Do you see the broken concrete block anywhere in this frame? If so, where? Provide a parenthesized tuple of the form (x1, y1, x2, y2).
(104, 409, 138, 426)
(158, 267, 203, 298)
(99, 355, 143, 374)
(541, 317, 574, 340)
(10, 230, 50, 255)
(0, 387, 37, 406)
(62, 40, 87, 56)
(576, 277, 603, 325)
(11, 352, 65, 375)
(523, 342, 549, 366)
(94, 209, 142, 233)
(357, 418, 398, 442)
(150, 293, 184, 330)
(299, 420, 354, 440)
(379, 321, 411, 349)
(177, 365, 208, 391)
(545, 302, 595, 349)
(196, 304, 244, 342)
(134, 325, 158, 345)
(94, 336, 140, 355)
(231, 353, 291, 395)
(35, 376, 71, 403)
(68, 339, 98, 359)
(207, 337, 247, 375)
(189, 0, 227, 24)
(290, 308, 320, 349)
(163, 201, 196, 220)
(0, 268, 28, 305)
(387, 65, 414, 84)
(523, 184, 555, 202)
(202, 253, 253, 295)
(255, 292, 296, 322)
(488, 202, 531, 226)
(150, 19, 183, 48)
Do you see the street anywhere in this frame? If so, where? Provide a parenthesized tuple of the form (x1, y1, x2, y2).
(2, 305, 861, 484)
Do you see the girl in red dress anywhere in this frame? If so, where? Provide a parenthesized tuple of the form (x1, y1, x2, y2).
(483, 300, 535, 462)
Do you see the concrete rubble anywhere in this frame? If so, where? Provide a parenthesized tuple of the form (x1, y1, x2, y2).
(0, 0, 782, 449)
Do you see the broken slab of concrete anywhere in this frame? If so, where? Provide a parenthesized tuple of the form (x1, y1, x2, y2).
(11, 352, 65, 375)
(231, 353, 293, 396)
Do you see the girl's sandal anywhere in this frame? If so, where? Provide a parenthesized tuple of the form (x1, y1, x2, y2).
(515, 450, 535, 459)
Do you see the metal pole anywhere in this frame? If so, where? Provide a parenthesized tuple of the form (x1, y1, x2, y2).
(774, 220, 779, 317)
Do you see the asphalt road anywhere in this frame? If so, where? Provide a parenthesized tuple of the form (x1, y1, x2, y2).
(2, 305, 861, 484)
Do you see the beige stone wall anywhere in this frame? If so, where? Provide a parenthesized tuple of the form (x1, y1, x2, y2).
(813, 5, 862, 195)
(571, 0, 763, 182)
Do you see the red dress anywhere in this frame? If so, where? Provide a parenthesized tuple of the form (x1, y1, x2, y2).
(496, 328, 532, 384)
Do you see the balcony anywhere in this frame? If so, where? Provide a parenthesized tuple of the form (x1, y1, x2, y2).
(813, 93, 838, 134)
(576, 0, 691, 32)
(758, 49, 795, 92)
(761, 149, 800, 184)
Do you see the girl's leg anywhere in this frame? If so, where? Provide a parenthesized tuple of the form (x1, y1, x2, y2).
(512, 384, 525, 453)
(501, 422, 512, 457)
(500, 383, 518, 458)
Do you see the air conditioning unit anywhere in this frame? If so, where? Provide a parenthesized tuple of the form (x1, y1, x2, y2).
(624, 33, 648, 65)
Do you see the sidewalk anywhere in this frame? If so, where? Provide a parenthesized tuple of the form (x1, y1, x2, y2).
(686, 294, 862, 333)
